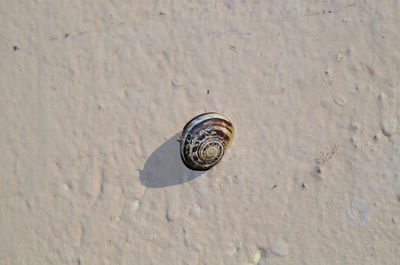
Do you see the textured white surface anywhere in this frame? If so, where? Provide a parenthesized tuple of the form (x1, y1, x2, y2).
(1, 1, 400, 264)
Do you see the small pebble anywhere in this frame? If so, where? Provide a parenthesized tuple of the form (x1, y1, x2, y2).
(334, 96, 346, 107)
(132, 200, 141, 211)
(270, 239, 289, 257)
(171, 78, 182, 87)
(378, 92, 398, 136)
(252, 250, 261, 264)
(336, 51, 343, 62)
(166, 208, 178, 222)
(13, 45, 19, 51)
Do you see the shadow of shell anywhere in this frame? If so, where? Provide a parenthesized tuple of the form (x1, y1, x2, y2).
(139, 133, 204, 188)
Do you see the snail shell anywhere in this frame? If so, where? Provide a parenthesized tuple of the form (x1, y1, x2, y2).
(180, 112, 235, 171)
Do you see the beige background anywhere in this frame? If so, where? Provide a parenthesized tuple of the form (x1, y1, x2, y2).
(1, 0, 400, 264)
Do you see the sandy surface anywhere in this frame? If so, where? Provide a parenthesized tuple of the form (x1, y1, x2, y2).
(1, 1, 400, 264)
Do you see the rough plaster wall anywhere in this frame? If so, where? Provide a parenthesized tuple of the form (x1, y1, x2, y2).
(1, 1, 399, 264)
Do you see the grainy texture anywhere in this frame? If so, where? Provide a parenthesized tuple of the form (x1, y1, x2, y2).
(1, 1, 400, 264)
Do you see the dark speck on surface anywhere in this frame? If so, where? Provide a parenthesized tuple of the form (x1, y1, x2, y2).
(64, 33, 70, 38)
(207, 89, 210, 94)
(13, 45, 19, 51)
(160, 12, 166, 15)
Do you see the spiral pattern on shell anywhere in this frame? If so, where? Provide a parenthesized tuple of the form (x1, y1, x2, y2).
(180, 112, 235, 171)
